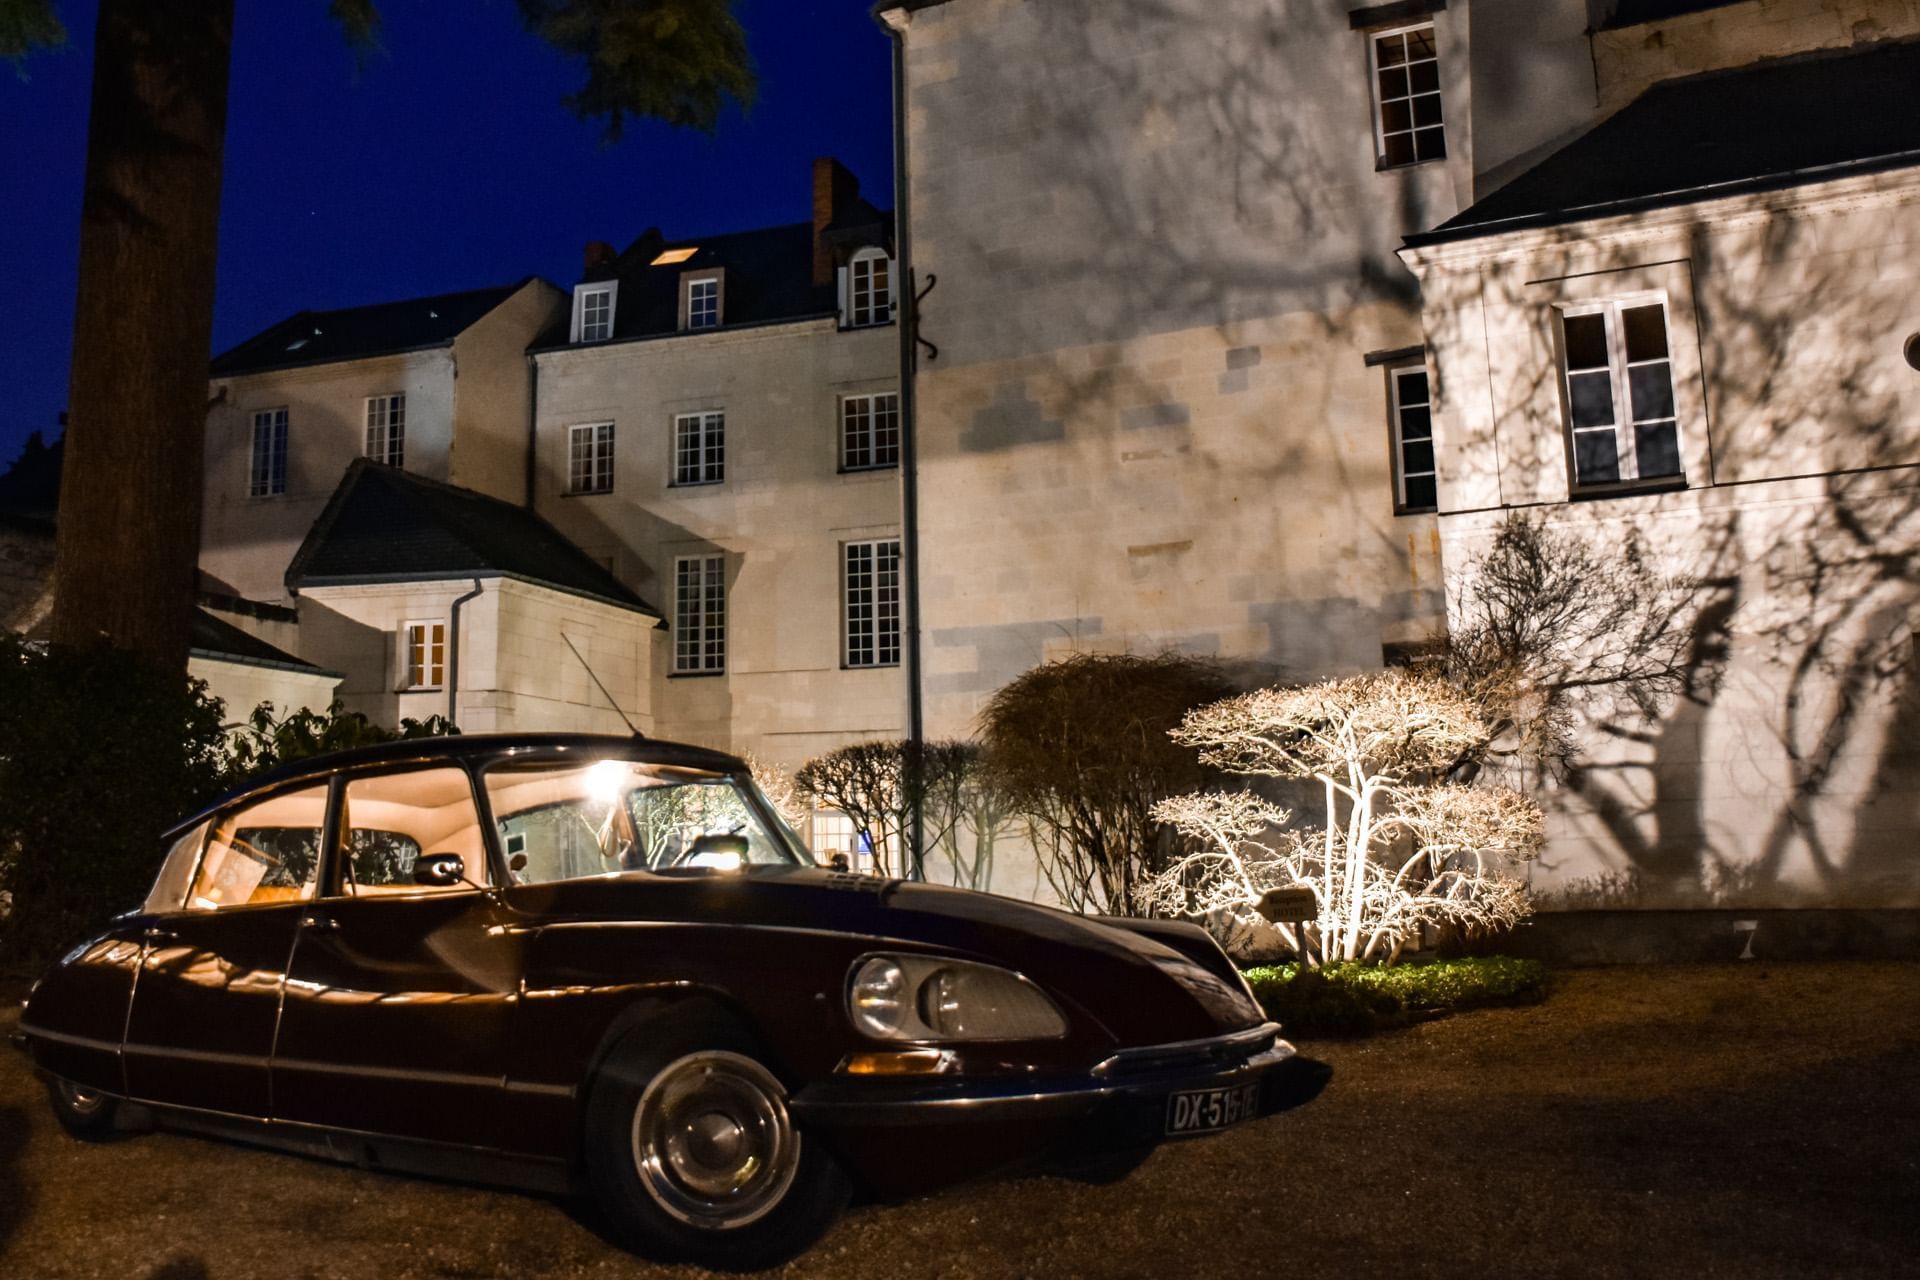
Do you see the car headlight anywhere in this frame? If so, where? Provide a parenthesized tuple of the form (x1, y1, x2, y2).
(848, 954, 1067, 1042)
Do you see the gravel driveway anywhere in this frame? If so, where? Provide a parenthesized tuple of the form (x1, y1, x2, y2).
(3, 962, 1916, 1279)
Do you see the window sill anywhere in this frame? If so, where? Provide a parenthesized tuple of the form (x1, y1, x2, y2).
(669, 669, 726, 679)
(839, 319, 897, 332)
(1569, 478, 1688, 503)
(669, 478, 725, 489)
(1375, 155, 1448, 174)
(1393, 504, 1438, 517)
(843, 662, 902, 671)
(398, 686, 444, 694)
(839, 463, 900, 475)
(562, 488, 614, 498)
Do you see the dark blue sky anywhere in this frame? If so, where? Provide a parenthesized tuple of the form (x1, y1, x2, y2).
(0, 0, 894, 466)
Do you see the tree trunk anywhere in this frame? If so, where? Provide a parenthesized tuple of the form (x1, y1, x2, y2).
(51, 0, 234, 668)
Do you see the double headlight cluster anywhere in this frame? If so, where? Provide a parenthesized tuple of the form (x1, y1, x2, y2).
(848, 954, 1067, 1042)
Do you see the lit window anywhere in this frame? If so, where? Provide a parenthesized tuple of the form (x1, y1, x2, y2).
(1558, 299, 1684, 491)
(1372, 24, 1445, 168)
(576, 284, 615, 343)
(1389, 365, 1436, 513)
(673, 411, 725, 486)
(842, 392, 901, 471)
(568, 422, 615, 495)
(687, 278, 720, 330)
(847, 251, 893, 328)
(365, 393, 405, 467)
(249, 408, 288, 497)
(845, 539, 902, 668)
(402, 620, 446, 690)
(674, 554, 726, 674)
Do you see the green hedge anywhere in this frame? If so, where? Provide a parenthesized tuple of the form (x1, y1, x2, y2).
(1243, 956, 1549, 1036)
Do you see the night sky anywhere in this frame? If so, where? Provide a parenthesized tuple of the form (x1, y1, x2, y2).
(0, 0, 894, 467)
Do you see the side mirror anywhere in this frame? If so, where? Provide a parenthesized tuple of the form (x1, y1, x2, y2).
(414, 852, 468, 888)
(686, 832, 750, 862)
(827, 852, 850, 873)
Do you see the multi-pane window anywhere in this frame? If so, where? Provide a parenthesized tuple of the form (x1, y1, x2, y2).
(1559, 299, 1684, 490)
(844, 539, 902, 668)
(365, 394, 405, 467)
(673, 411, 725, 486)
(849, 253, 892, 327)
(578, 286, 614, 343)
(249, 408, 288, 497)
(1390, 366, 1436, 512)
(687, 278, 720, 330)
(403, 620, 446, 690)
(674, 554, 726, 674)
(841, 392, 901, 471)
(568, 422, 615, 495)
(1372, 24, 1445, 168)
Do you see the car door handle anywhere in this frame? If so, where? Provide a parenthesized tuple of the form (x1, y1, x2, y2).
(144, 926, 177, 943)
(300, 914, 340, 932)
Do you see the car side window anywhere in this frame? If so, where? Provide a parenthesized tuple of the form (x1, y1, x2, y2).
(144, 819, 211, 915)
(339, 767, 486, 895)
(189, 784, 329, 910)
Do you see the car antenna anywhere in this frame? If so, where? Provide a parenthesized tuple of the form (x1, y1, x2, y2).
(561, 632, 645, 737)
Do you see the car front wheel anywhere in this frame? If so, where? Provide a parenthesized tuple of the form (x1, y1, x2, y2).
(582, 1006, 849, 1270)
(44, 1076, 120, 1142)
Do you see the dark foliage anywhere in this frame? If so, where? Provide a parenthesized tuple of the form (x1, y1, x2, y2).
(978, 651, 1233, 916)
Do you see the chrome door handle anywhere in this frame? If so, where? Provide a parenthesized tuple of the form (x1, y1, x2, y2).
(300, 914, 340, 932)
(144, 927, 177, 943)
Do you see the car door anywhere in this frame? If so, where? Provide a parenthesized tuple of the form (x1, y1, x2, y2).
(122, 780, 331, 1117)
(272, 763, 522, 1149)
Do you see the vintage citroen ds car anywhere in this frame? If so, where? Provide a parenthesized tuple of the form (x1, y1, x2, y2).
(15, 734, 1305, 1269)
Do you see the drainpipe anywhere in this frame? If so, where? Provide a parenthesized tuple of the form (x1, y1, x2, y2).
(879, 5, 926, 877)
(446, 578, 484, 724)
(524, 354, 541, 509)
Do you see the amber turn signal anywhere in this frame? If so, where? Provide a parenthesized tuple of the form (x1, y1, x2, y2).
(838, 1050, 956, 1076)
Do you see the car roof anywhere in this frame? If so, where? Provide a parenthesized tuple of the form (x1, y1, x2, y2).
(169, 733, 748, 837)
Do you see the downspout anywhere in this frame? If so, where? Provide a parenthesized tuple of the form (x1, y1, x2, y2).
(446, 578, 484, 724)
(524, 353, 540, 509)
(879, 5, 926, 878)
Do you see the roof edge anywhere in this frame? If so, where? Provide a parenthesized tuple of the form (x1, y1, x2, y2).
(295, 569, 664, 621)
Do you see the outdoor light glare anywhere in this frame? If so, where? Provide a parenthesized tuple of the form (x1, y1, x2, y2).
(585, 759, 629, 805)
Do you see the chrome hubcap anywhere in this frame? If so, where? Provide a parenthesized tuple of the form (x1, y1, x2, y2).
(631, 1050, 799, 1229)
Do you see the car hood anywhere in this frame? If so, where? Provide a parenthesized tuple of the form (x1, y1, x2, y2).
(508, 867, 1265, 1046)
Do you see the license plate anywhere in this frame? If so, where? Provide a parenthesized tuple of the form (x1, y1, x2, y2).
(1165, 1081, 1261, 1136)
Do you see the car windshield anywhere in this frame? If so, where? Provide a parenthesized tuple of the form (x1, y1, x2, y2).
(483, 759, 803, 885)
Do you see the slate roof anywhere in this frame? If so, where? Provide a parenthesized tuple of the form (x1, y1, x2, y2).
(286, 459, 661, 618)
(210, 280, 538, 378)
(1406, 40, 1920, 247)
(529, 212, 892, 352)
(190, 609, 338, 676)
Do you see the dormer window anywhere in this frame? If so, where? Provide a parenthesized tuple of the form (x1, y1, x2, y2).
(573, 282, 617, 343)
(843, 248, 895, 328)
(686, 277, 721, 330)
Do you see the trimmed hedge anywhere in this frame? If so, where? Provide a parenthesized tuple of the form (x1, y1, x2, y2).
(1243, 956, 1549, 1036)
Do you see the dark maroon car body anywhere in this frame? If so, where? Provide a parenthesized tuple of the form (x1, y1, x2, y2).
(14, 734, 1303, 1204)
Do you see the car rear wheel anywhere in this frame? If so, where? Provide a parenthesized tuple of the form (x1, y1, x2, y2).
(583, 1006, 849, 1270)
(45, 1076, 121, 1142)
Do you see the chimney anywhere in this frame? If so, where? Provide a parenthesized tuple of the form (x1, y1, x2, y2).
(583, 240, 617, 277)
(812, 157, 860, 286)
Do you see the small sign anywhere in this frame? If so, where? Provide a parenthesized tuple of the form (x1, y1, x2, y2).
(1257, 887, 1318, 924)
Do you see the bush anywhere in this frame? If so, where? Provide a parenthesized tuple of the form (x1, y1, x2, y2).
(1243, 956, 1548, 1036)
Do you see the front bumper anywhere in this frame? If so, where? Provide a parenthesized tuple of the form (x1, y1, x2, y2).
(789, 1023, 1310, 1193)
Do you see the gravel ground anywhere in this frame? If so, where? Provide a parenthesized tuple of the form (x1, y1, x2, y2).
(2, 963, 1916, 1279)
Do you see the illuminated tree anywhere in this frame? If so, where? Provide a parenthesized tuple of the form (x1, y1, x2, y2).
(1143, 670, 1543, 964)
(1, 0, 753, 669)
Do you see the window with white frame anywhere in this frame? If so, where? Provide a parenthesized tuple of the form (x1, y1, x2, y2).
(686, 277, 720, 330)
(1371, 24, 1445, 168)
(575, 284, 616, 343)
(365, 393, 405, 467)
(673, 411, 725, 486)
(844, 539, 902, 668)
(1558, 298, 1684, 490)
(568, 422, 614, 495)
(249, 408, 288, 497)
(402, 620, 446, 690)
(674, 554, 726, 674)
(1389, 365, 1436, 512)
(846, 250, 893, 328)
(841, 392, 900, 471)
